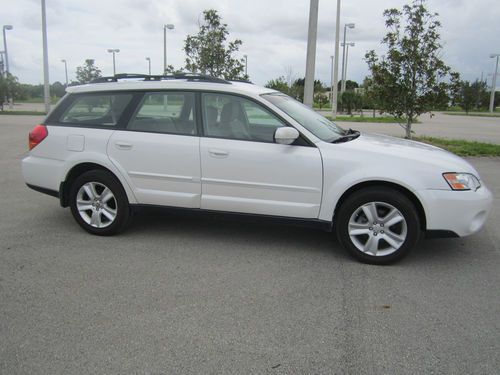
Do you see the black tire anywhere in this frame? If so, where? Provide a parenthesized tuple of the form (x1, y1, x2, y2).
(69, 169, 130, 236)
(335, 187, 421, 265)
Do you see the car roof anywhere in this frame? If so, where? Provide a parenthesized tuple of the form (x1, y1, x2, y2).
(66, 79, 278, 97)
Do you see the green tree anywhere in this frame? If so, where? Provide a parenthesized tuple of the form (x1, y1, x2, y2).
(184, 9, 247, 80)
(458, 81, 475, 114)
(337, 80, 359, 92)
(290, 78, 305, 101)
(51, 81, 66, 98)
(471, 80, 489, 109)
(76, 59, 102, 84)
(365, 0, 451, 138)
(265, 76, 290, 94)
(449, 72, 461, 107)
(0, 73, 20, 109)
(289, 78, 324, 102)
(314, 92, 329, 109)
(340, 91, 363, 115)
(0, 75, 6, 110)
(361, 76, 382, 117)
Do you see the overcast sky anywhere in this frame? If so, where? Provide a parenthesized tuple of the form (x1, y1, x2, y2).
(2, 0, 499, 87)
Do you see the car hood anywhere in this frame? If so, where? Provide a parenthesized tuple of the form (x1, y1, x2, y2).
(329, 132, 479, 176)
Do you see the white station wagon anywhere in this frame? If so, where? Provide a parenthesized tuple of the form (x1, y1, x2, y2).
(22, 73, 492, 264)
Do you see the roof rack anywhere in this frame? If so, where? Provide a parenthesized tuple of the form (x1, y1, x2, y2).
(90, 72, 233, 84)
(228, 79, 253, 84)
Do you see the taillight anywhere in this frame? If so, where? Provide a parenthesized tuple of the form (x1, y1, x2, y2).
(29, 124, 48, 150)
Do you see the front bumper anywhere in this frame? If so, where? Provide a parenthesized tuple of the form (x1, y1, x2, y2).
(418, 185, 493, 237)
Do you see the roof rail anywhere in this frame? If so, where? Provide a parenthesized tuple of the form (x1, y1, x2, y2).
(228, 79, 253, 84)
(90, 72, 231, 84)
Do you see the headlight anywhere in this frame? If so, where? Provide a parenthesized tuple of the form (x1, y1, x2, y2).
(443, 173, 481, 191)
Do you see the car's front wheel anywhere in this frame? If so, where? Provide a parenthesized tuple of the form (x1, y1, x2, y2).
(69, 170, 130, 235)
(336, 187, 421, 264)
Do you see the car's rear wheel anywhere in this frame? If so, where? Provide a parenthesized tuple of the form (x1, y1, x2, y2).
(69, 170, 130, 235)
(336, 187, 421, 264)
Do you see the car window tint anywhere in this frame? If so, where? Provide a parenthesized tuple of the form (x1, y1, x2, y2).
(128, 92, 196, 135)
(202, 93, 285, 142)
(60, 94, 132, 126)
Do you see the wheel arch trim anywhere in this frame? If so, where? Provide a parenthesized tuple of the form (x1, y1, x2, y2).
(332, 180, 427, 231)
(59, 160, 137, 207)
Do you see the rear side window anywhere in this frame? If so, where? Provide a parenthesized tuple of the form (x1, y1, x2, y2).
(59, 94, 132, 126)
(127, 92, 196, 135)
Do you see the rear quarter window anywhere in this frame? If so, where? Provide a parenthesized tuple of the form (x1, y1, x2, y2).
(58, 93, 133, 127)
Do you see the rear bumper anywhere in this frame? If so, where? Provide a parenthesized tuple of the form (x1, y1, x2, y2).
(419, 186, 493, 237)
(22, 155, 64, 192)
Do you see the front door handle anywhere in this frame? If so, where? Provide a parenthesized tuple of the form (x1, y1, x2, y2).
(115, 141, 133, 150)
(208, 149, 229, 158)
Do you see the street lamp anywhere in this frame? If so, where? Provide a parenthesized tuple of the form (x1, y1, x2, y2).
(243, 54, 248, 77)
(61, 59, 68, 86)
(331, 0, 341, 119)
(489, 53, 500, 113)
(107, 48, 120, 75)
(41, 0, 50, 113)
(2, 25, 13, 75)
(304, 0, 319, 107)
(145, 57, 151, 75)
(340, 22, 355, 93)
(330, 55, 334, 106)
(163, 24, 174, 73)
(341, 42, 355, 93)
(0, 52, 4, 76)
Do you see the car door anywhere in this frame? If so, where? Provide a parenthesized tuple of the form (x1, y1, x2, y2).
(107, 91, 201, 208)
(199, 92, 323, 219)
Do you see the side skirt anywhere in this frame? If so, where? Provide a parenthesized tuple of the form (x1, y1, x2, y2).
(130, 204, 334, 232)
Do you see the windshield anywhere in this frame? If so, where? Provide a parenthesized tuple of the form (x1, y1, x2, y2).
(262, 93, 345, 142)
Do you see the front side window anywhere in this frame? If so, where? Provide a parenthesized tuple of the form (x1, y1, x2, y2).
(202, 93, 286, 142)
(60, 93, 132, 126)
(128, 92, 196, 135)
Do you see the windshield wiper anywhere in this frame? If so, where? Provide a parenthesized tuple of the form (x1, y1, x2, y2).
(331, 129, 360, 143)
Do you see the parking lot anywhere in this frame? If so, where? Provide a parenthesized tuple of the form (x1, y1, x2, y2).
(1, 115, 499, 374)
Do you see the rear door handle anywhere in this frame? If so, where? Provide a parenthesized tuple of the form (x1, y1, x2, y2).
(115, 141, 133, 150)
(208, 149, 229, 158)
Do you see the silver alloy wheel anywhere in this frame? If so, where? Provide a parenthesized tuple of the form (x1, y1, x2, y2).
(76, 182, 117, 228)
(348, 201, 407, 256)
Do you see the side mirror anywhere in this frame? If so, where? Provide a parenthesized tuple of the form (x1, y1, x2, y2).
(274, 127, 299, 145)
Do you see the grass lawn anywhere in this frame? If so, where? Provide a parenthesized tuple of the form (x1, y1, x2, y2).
(326, 115, 418, 123)
(16, 97, 61, 104)
(0, 110, 46, 115)
(413, 136, 500, 157)
(443, 112, 500, 118)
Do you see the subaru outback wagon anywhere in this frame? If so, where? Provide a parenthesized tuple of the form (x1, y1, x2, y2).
(22, 73, 492, 264)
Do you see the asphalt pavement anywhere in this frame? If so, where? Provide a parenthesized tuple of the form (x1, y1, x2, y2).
(322, 111, 500, 144)
(1, 115, 499, 374)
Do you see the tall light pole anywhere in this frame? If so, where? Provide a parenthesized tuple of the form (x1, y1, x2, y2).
(340, 23, 355, 94)
(331, 0, 341, 119)
(107, 49, 120, 75)
(3, 25, 13, 109)
(61, 59, 68, 86)
(41, 1, 50, 114)
(145, 57, 151, 75)
(304, 0, 319, 107)
(0, 52, 4, 76)
(489, 54, 500, 113)
(2, 25, 13, 75)
(163, 24, 174, 74)
(243, 54, 248, 77)
(341, 42, 355, 91)
(330, 55, 334, 106)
